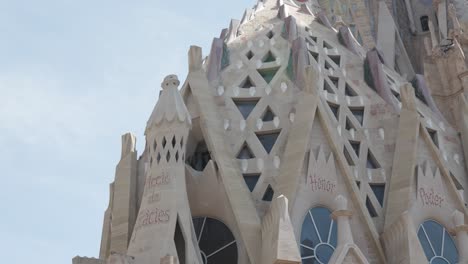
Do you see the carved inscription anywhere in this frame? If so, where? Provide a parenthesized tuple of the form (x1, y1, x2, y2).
(419, 187, 444, 207)
(134, 208, 170, 232)
(145, 172, 171, 191)
(308, 175, 336, 193)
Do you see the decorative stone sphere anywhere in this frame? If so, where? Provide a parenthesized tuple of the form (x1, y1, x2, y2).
(161, 74, 180, 89)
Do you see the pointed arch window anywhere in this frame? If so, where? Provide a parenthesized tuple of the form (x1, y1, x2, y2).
(300, 207, 337, 264)
(417, 220, 459, 264)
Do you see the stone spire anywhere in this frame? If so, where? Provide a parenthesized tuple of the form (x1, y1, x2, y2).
(146, 75, 191, 133)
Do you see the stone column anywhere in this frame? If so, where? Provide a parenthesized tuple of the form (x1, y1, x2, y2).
(332, 195, 354, 245)
(453, 210, 468, 263)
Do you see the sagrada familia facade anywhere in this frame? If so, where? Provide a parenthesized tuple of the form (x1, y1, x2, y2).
(73, 0, 468, 263)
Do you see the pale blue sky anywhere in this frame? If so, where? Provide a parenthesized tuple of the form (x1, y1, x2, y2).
(0, 1, 252, 263)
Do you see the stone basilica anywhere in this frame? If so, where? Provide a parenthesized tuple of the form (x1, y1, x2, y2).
(73, 0, 468, 263)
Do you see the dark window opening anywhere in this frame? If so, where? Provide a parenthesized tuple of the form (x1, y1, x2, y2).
(366, 151, 380, 169)
(233, 99, 259, 119)
(240, 76, 255, 88)
(262, 185, 275, 201)
(237, 143, 255, 159)
(327, 102, 340, 120)
(324, 80, 336, 94)
(262, 107, 275, 122)
(174, 218, 186, 264)
(256, 131, 280, 153)
(427, 128, 439, 148)
(345, 83, 357, 96)
(262, 51, 276, 63)
(350, 141, 360, 156)
(243, 174, 260, 192)
(329, 55, 341, 66)
(366, 196, 378, 217)
(350, 107, 364, 125)
(344, 147, 355, 166)
(369, 183, 385, 207)
(267, 30, 274, 39)
(421, 16, 429, 32)
(246, 50, 254, 60)
(258, 67, 280, 84)
(356, 181, 361, 189)
(188, 141, 211, 171)
(309, 50, 319, 62)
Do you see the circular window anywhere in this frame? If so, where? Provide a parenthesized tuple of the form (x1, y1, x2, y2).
(417, 220, 459, 264)
(192, 217, 238, 264)
(300, 207, 337, 264)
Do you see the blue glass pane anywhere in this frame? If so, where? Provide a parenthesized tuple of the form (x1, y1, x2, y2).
(442, 231, 458, 264)
(311, 207, 332, 243)
(418, 227, 435, 261)
(234, 100, 258, 119)
(263, 108, 275, 121)
(329, 221, 337, 247)
(301, 213, 321, 248)
(431, 257, 449, 264)
(369, 184, 385, 206)
(300, 245, 314, 257)
(424, 221, 444, 256)
(257, 132, 280, 153)
(315, 244, 334, 263)
(302, 257, 319, 264)
(243, 174, 260, 192)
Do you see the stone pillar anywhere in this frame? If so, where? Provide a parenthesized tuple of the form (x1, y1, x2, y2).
(332, 195, 354, 245)
(453, 210, 468, 263)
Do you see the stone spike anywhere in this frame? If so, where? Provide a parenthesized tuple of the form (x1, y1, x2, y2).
(304, 66, 319, 95)
(241, 8, 253, 24)
(227, 19, 240, 43)
(316, 11, 334, 30)
(337, 27, 363, 56)
(188, 45, 203, 73)
(282, 16, 297, 42)
(220, 28, 228, 40)
(291, 37, 309, 90)
(278, 4, 289, 20)
(400, 83, 417, 111)
(364, 49, 399, 111)
(206, 38, 224, 83)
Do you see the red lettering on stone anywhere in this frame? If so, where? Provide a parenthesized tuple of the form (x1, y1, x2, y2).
(308, 175, 336, 193)
(419, 188, 444, 207)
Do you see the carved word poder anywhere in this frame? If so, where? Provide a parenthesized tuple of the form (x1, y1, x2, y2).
(419, 188, 444, 207)
(309, 175, 336, 193)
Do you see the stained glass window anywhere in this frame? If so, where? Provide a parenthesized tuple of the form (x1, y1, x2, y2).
(300, 207, 337, 264)
(417, 220, 459, 264)
(192, 217, 238, 264)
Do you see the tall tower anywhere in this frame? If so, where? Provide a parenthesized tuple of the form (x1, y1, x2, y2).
(73, 0, 468, 264)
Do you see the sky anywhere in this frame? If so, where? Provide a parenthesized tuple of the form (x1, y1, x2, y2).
(0, 0, 252, 263)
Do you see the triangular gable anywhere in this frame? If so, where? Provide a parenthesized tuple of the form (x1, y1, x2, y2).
(285, 102, 386, 263)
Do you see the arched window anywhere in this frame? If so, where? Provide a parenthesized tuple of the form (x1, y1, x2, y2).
(417, 220, 459, 264)
(300, 207, 337, 264)
(192, 217, 237, 264)
(421, 16, 430, 32)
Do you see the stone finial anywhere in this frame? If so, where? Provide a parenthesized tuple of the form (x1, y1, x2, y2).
(400, 83, 417, 111)
(334, 195, 348, 211)
(453, 209, 464, 226)
(304, 66, 319, 95)
(161, 75, 180, 90)
(121, 133, 136, 159)
(189, 46, 203, 72)
(146, 75, 192, 132)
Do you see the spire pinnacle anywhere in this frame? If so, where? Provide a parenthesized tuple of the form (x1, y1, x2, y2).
(146, 75, 192, 133)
